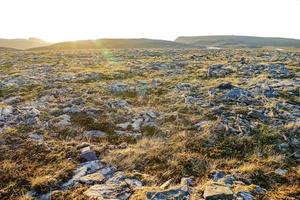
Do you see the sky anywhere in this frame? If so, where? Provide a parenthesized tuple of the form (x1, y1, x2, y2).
(0, 0, 300, 42)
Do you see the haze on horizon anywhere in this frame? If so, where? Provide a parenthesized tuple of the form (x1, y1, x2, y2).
(1, 0, 300, 42)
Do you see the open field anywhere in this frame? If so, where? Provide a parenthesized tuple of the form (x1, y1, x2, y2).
(0, 48, 299, 200)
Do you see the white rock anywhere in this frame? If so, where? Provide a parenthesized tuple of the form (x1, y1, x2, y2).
(274, 168, 288, 176)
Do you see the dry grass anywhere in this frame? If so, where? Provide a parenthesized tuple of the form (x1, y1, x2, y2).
(1, 48, 299, 199)
(0, 128, 77, 199)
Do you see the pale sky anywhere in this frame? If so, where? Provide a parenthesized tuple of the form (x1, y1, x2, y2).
(0, 0, 300, 42)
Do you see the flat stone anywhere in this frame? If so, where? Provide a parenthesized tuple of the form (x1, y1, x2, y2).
(79, 171, 106, 185)
(203, 183, 234, 200)
(146, 188, 190, 200)
(84, 184, 131, 200)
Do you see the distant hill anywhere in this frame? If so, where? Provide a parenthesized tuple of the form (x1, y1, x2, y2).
(0, 38, 51, 50)
(175, 35, 300, 48)
(31, 38, 193, 50)
(0, 46, 18, 51)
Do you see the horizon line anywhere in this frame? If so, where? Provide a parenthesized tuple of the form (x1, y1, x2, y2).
(1, 34, 300, 43)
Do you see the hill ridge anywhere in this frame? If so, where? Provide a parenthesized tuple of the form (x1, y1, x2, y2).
(175, 35, 300, 48)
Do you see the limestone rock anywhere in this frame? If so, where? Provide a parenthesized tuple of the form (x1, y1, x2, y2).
(84, 184, 131, 200)
(146, 188, 190, 200)
(79, 172, 106, 185)
(80, 147, 97, 161)
(203, 183, 234, 200)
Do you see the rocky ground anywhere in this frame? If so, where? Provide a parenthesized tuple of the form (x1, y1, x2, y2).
(0, 48, 299, 200)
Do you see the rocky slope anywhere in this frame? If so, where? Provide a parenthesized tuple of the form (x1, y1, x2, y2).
(0, 48, 299, 199)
